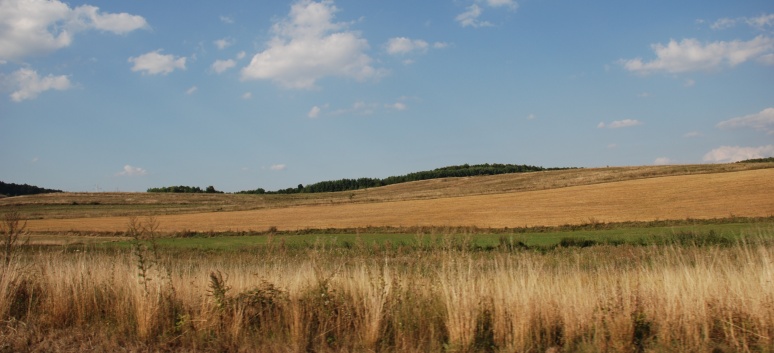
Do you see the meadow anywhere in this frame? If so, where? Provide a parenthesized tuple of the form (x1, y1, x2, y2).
(2, 163, 774, 352)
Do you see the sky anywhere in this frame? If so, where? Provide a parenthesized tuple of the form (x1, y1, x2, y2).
(1, 0, 773, 193)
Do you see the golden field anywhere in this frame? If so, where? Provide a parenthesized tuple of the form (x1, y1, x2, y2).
(2, 163, 774, 352)
(13, 164, 774, 233)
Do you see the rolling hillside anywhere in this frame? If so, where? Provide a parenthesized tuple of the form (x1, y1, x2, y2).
(9, 163, 773, 233)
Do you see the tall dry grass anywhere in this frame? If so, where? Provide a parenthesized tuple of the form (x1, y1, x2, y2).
(1, 240, 773, 352)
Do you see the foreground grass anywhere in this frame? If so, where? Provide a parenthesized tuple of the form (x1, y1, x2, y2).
(2, 230, 774, 352)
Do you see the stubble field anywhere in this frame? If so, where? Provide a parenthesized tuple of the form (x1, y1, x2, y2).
(2, 163, 774, 352)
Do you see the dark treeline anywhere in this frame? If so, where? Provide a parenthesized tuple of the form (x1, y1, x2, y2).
(238, 163, 569, 195)
(147, 185, 223, 194)
(738, 157, 774, 163)
(0, 181, 63, 197)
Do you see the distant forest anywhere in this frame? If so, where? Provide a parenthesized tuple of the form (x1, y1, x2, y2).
(146, 185, 224, 194)
(237, 163, 569, 195)
(0, 181, 63, 197)
(738, 157, 774, 163)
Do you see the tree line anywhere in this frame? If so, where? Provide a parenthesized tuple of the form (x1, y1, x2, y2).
(237, 163, 569, 195)
(146, 185, 223, 194)
(0, 181, 63, 197)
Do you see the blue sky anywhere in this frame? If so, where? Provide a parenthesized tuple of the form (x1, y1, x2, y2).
(1, 0, 773, 192)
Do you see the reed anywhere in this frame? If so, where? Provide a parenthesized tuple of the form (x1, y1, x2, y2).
(1, 238, 773, 352)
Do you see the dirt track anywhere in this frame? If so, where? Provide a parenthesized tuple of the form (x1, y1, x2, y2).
(23, 168, 774, 233)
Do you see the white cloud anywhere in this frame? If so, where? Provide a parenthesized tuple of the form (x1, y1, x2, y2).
(329, 101, 379, 116)
(211, 59, 236, 74)
(703, 145, 774, 163)
(236, 51, 246, 60)
(607, 143, 618, 149)
(128, 50, 186, 75)
(456, 4, 491, 28)
(758, 53, 774, 65)
(241, 0, 383, 89)
(116, 165, 147, 177)
(241, 92, 252, 100)
(653, 157, 673, 165)
(716, 107, 774, 134)
(270, 164, 286, 171)
(683, 131, 703, 138)
(214, 38, 234, 50)
(385, 37, 429, 55)
(711, 13, 774, 31)
(308, 105, 322, 118)
(527, 113, 536, 120)
(186, 86, 198, 95)
(622, 36, 774, 74)
(598, 119, 642, 129)
(486, 0, 518, 10)
(456, 0, 518, 28)
(6, 68, 71, 102)
(0, 0, 147, 61)
(683, 78, 696, 87)
(220, 16, 234, 24)
(385, 102, 407, 111)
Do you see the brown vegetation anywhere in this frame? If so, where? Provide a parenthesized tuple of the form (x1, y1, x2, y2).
(19, 168, 774, 233)
(1, 238, 773, 352)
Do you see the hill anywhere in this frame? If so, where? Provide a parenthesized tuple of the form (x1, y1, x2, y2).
(8, 162, 774, 233)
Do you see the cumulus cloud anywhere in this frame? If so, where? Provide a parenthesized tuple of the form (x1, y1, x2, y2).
(186, 86, 198, 95)
(653, 157, 673, 165)
(6, 68, 71, 102)
(597, 119, 642, 129)
(211, 59, 236, 74)
(386, 37, 429, 55)
(269, 164, 286, 171)
(128, 50, 187, 75)
(116, 165, 147, 177)
(456, 0, 518, 28)
(241, 0, 383, 89)
(716, 107, 774, 135)
(703, 145, 774, 163)
(0, 0, 147, 61)
(621, 36, 774, 74)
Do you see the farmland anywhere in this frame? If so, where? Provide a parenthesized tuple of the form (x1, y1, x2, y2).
(2, 162, 774, 352)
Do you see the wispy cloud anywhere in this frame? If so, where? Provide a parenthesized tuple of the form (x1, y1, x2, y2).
(716, 107, 774, 135)
(703, 145, 774, 163)
(597, 119, 643, 129)
(621, 36, 774, 74)
(683, 131, 703, 138)
(385, 37, 429, 55)
(456, 0, 518, 28)
(214, 37, 234, 50)
(710, 13, 774, 31)
(128, 50, 186, 75)
(269, 164, 286, 171)
(241, 0, 383, 89)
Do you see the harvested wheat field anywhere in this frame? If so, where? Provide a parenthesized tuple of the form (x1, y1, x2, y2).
(24, 167, 774, 233)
